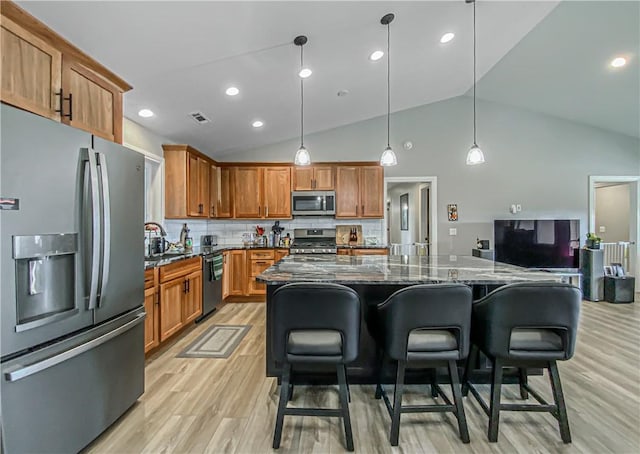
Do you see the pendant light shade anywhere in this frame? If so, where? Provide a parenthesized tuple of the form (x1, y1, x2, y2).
(380, 13, 397, 167)
(294, 35, 311, 166)
(466, 0, 485, 166)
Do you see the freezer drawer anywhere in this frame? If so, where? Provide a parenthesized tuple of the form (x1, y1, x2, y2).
(1, 308, 145, 453)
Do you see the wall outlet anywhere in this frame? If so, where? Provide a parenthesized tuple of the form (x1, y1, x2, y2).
(599, 226, 606, 233)
(449, 255, 458, 261)
(510, 204, 517, 214)
(449, 228, 457, 236)
(516, 204, 522, 212)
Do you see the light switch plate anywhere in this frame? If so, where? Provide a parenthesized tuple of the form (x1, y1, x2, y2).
(516, 204, 522, 212)
(599, 226, 606, 233)
(449, 228, 457, 236)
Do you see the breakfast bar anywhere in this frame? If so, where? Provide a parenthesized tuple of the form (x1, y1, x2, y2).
(258, 254, 565, 383)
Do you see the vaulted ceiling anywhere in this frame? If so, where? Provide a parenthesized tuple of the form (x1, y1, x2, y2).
(17, 1, 638, 158)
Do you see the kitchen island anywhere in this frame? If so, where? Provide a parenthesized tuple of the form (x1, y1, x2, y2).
(258, 254, 567, 383)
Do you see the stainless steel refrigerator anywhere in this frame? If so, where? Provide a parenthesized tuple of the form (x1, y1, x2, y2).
(1, 104, 145, 453)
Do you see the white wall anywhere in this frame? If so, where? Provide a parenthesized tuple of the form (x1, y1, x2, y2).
(388, 183, 422, 244)
(123, 117, 173, 157)
(224, 96, 640, 255)
(595, 184, 631, 242)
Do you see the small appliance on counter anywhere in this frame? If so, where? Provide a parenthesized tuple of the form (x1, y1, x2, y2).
(291, 191, 336, 216)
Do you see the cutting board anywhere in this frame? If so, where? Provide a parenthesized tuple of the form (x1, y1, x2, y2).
(336, 225, 363, 245)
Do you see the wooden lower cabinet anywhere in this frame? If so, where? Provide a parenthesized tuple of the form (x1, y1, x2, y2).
(144, 268, 159, 353)
(225, 250, 247, 297)
(275, 249, 289, 262)
(223, 248, 289, 301)
(156, 257, 203, 344)
(338, 248, 389, 256)
(337, 249, 351, 256)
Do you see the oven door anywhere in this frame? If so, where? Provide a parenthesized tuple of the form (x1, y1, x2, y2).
(292, 191, 335, 216)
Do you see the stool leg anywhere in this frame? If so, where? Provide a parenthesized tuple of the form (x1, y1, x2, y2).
(390, 360, 406, 446)
(549, 361, 572, 443)
(344, 365, 351, 403)
(462, 344, 478, 397)
(488, 358, 503, 443)
(337, 363, 354, 451)
(518, 367, 529, 400)
(288, 382, 294, 401)
(273, 363, 291, 449)
(448, 360, 470, 443)
(430, 369, 438, 398)
(375, 348, 384, 399)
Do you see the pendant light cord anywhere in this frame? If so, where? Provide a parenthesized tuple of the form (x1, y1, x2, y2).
(473, 0, 477, 145)
(386, 20, 391, 148)
(300, 44, 304, 148)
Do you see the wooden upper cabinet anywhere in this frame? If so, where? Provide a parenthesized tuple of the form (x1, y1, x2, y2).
(336, 167, 360, 218)
(0, 1, 131, 142)
(164, 144, 212, 219)
(292, 166, 334, 190)
(336, 165, 383, 219)
(263, 167, 291, 218)
(1, 17, 61, 121)
(233, 167, 263, 218)
(217, 166, 233, 218)
(62, 56, 122, 143)
(209, 164, 218, 218)
(359, 166, 384, 218)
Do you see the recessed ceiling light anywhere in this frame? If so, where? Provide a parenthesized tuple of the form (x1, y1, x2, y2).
(610, 57, 627, 68)
(440, 32, 455, 44)
(369, 50, 384, 61)
(252, 120, 264, 128)
(225, 86, 240, 96)
(138, 109, 154, 118)
(298, 68, 312, 78)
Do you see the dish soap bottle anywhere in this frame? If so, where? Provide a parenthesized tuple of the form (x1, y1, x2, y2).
(180, 223, 190, 250)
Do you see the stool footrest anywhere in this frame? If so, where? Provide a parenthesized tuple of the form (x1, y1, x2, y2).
(501, 403, 556, 412)
(284, 407, 342, 417)
(402, 404, 455, 413)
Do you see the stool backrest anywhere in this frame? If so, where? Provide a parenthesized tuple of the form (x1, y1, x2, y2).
(472, 282, 581, 359)
(271, 283, 361, 363)
(377, 284, 472, 360)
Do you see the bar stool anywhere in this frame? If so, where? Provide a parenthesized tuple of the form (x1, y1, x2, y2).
(462, 282, 581, 443)
(271, 283, 361, 451)
(372, 284, 472, 446)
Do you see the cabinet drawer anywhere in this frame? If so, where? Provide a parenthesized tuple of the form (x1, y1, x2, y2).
(351, 248, 389, 256)
(159, 257, 201, 283)
(250, 259, 274, 277)
(248, 277, 266, 295)
(249, 250, 275, 260)
(144, 269, 155, 289)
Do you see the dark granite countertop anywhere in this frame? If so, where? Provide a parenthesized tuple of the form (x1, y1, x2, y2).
(336, 244, 390, 249)
(144, 244, 290, 269)
(256, 254, 566, 285)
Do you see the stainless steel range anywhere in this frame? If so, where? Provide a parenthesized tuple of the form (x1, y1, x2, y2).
(290, 228, 337, 254)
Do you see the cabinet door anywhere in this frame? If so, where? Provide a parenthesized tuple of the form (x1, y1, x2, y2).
(1, 17, 62, 121)
(198, 157, 210, 217)
(292, 167, 314, 191)
(314, 166, 334, 190)
(351, 248, 388, 256)
(159, 278, 184, 341)
(183, 271, 202, 324)
(62, 56, 122, 143)
(187, 153, 201, 216)
(209, 164, 218, 218)
(222, 251, 230, 299)
(275, 249, 289, 262)
(229, 250, 247, 296)
(217, 167, 233, 218)
(248, 259, 274, 296)
(335, 166, 359, 218)
(263, 167, 291, 219)
(144, 286, 159, 352)
(359, 166, 384, 218)
(234, 167, 263, 218)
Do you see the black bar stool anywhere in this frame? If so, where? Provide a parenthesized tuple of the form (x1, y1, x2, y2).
(271, 283, 361, 451)
(462, 282, 581, 443)
(372, 284, 472, 446)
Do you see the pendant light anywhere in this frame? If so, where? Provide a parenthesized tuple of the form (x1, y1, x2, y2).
(466, 0, 485, 165)
(380, 13, 397, 167)
(294, 35, 311, 166)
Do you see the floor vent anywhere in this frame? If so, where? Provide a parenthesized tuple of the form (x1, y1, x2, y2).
(189, 111, 211, 124)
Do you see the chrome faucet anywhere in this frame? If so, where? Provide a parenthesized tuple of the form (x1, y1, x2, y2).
(144, 222, 167, 236)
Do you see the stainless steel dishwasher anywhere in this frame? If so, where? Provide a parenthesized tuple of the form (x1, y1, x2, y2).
(198, 236, 223, 323)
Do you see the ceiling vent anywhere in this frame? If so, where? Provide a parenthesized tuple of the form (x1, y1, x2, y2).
(189, 111, 211, 125)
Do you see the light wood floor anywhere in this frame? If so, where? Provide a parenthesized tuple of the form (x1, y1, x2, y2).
(85, 298, 640, 454)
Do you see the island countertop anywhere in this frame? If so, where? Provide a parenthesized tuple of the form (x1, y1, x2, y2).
(257, 254, 565, 286)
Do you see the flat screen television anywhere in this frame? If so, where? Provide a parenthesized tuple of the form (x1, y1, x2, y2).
(494, 219, 580, 269)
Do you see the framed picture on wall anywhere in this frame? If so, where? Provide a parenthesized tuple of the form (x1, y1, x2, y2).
(604, 265, 613, 276)
(447, 203, 458, 222)
(400, 193, 409, 231)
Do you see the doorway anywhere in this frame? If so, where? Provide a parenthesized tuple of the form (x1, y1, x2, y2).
(589, 176, 639, 282)
(384, 177, 437, 256)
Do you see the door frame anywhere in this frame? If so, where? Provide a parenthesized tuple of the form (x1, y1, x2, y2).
(384, 176, 438, 256)
(124, 142, 165, 222)
(588, 175, 639, 281)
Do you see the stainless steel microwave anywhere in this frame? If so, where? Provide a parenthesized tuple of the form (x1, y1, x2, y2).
(291, 191, 336, 216)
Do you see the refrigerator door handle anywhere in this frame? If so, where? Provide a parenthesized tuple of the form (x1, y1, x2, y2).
(4, 313, 145, 382)
(84, 148, 101, 310)
(97, 151, 111, 307)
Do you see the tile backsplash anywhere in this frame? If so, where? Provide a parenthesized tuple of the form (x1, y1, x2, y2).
(164, 218, 384, 247)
